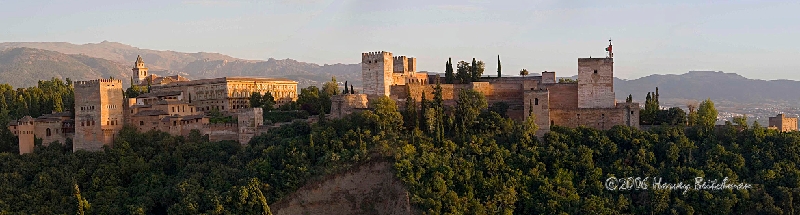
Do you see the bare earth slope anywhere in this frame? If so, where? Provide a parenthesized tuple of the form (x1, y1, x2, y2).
(270, 161, 414, 215)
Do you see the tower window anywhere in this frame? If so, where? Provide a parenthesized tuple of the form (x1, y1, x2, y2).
(535, 98, 539, 105)
(140, 121, 144, 126)
(593, 70, 598, 74)
(46, 128, 51, 136)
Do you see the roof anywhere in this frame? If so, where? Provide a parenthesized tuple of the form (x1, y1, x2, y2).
(137, 91, 183, 98)
(134, 110, 169, 117)
(154, 100, 189, 105)
(19, 116, 34, 122)
(181, 114, 206, 121)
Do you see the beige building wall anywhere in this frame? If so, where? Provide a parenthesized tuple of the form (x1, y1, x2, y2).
(74, 79, 123, 152)
(362, 52, 394, 96)
(577, 58, 616, 108)
(769, 114, 799, 132)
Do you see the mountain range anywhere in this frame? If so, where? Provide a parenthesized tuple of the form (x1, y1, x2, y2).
(0, 41, 798, 106)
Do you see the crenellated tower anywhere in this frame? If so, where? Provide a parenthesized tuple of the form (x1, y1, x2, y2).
(362, 51, 394, 96)
(73, 78, 124, 151)
(132, 55, 149, 85)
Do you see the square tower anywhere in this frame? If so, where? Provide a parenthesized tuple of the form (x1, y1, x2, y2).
(132, 55, 148, 85)
(73, 79, 124, 151)
(362, 51, 394, 96)
(577, 58, 615, 108)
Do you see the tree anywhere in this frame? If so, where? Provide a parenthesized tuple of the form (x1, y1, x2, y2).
(249, 92, 263, 109)
(519, 69, 529, 77)
(297, 86, 322, 115)
(626, 94, 633, 103)
(261, 92, 275, 111)
(696, 98, 718, 137)
(455, 89, 487, 136)
(350, 85, 354, 94)
(404, 87, 418, 130)
(497, 55, 502, 78)
(322, 77, 339, 97)
(343, 81, 349, 94)
(456, 61, 470, 84)
(558, 78, 577, 83)
(445, 58, 455, 84)
(733, 115, 748, 129)
(419, 92, 428, 132)
(371, 96, 403, 132)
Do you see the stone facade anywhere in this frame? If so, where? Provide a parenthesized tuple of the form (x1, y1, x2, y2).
(352, 50, 639, 135)
(769, 114, 798, 132)
(149, 77, 297, 112)
(8, 56, 302, 153)
(330, 94, 369, 119)
(73, 79, 124, 151)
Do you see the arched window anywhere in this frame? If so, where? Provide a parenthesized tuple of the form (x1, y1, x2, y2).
(535, 98, 539, 105)
(46, 128, 51, 136)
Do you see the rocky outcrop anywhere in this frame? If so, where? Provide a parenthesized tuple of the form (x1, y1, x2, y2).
(270, 161, 413, 215)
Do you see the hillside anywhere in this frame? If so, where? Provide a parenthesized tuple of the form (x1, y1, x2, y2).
(0, 41, 362, 88)
(0, 47, 130, 87)
(270, 161, 413, 215)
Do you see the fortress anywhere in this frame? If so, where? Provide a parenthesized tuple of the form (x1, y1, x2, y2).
(334, 42, 639, 135)
(8, 56, 298, 154)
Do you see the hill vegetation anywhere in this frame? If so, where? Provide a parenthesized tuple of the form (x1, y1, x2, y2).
(0, 79, 799, 213)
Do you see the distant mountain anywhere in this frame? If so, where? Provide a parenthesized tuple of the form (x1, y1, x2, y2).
(0, 41, 362, 88)
(0, 47, 130, 87)
(613, 71, 800, 104)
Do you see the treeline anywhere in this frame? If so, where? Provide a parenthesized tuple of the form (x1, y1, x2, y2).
(393, 86, 800, 214)
(0, 103, 400, 213)
(0, 78, 75, 153)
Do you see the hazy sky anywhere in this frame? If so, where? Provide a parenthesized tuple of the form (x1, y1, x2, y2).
(2, 0, 800, 80)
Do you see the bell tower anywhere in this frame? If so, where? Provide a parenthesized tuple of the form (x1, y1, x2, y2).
(132, 55, 148, 85)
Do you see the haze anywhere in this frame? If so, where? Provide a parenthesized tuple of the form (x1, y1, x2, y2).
(2, 0, 799, 80)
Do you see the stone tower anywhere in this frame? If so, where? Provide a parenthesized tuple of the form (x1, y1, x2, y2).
(132, 55, 148, 85)
(577, 57, 615, 108)
(16, 116, 35, 155)
(362, 51, 394, 96)
(73, 79, 124, 151)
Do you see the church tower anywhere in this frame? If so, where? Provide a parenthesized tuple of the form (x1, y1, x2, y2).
(132, 55, 148, 85)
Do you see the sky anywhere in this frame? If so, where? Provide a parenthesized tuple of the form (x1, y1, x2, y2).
(2, 0, 800, 80)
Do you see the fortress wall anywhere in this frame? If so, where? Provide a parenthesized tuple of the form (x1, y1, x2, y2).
(547, 83, 578, 109)
(550, 105, 637, 130)
(331, 94, 369, 119)
(35, 121, 68, 145)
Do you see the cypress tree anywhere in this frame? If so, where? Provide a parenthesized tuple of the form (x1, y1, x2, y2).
(497, 55, 502, 78)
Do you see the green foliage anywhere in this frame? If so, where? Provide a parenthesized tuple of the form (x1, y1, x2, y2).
(558, 78, 577, 83)
(695, 98, 718, 137)
(519, 69, 529, 77)
(208, 108, 236, 124)
(445, 58, 455, 84)
(456, 61, 471, 84)
(497, 55, 502, 78)
(322, 77, 339, 97)
(262, 110, 309, 123)
(296, 86, 331, 115)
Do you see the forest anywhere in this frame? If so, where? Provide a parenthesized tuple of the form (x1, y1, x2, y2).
(0, 79, 799, 214)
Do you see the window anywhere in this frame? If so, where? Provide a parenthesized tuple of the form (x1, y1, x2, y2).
(631, 111, 634, 114)
(81, 122, 84, 126)
(139, 121, 144, 126)
(551, 120, 554, 126)
(593, 70, 598, 74)
(172, 107, 175, 112)
(535, 98, 539, 105)
(173, 121, 176, 126)
(46, 128, 51, 136)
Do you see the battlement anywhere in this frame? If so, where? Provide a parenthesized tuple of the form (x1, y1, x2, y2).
(202, 123, 239, 128)
(392, 56, 408, 62)
(362, 51, 392, 62)
(74, 79, 123, 86)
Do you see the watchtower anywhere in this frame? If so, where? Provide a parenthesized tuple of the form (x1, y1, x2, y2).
(577, 41, 616, 108)
(16, 116, 35, 155)
(132, 55, 149, 85)
(362, 51, 394, 96)
(73, 78, 124, 151)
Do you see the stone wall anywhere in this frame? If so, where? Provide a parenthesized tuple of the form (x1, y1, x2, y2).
(550, 102, 639, 130)
(16, 118, 34, 155)
(330, 94, 369, 119)
(73, 79, 123, 152)
(769, 114, 799, 132)
(35, 120, 68, 145)
(577, 58, 616, 108)
(200, 123, 239, 142)
(547, 83, 579, 109)
(362, 52, 394, 96)
(524, 90, 551, 136)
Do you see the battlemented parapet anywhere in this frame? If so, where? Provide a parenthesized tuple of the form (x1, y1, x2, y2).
(15, 116, 35, 154)
(362, 51, 394, 96)
(541, 71, 556, 84)
(73, 78, 124, 152)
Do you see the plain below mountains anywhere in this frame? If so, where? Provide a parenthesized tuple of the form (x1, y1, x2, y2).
(1, 41, 798, 105)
